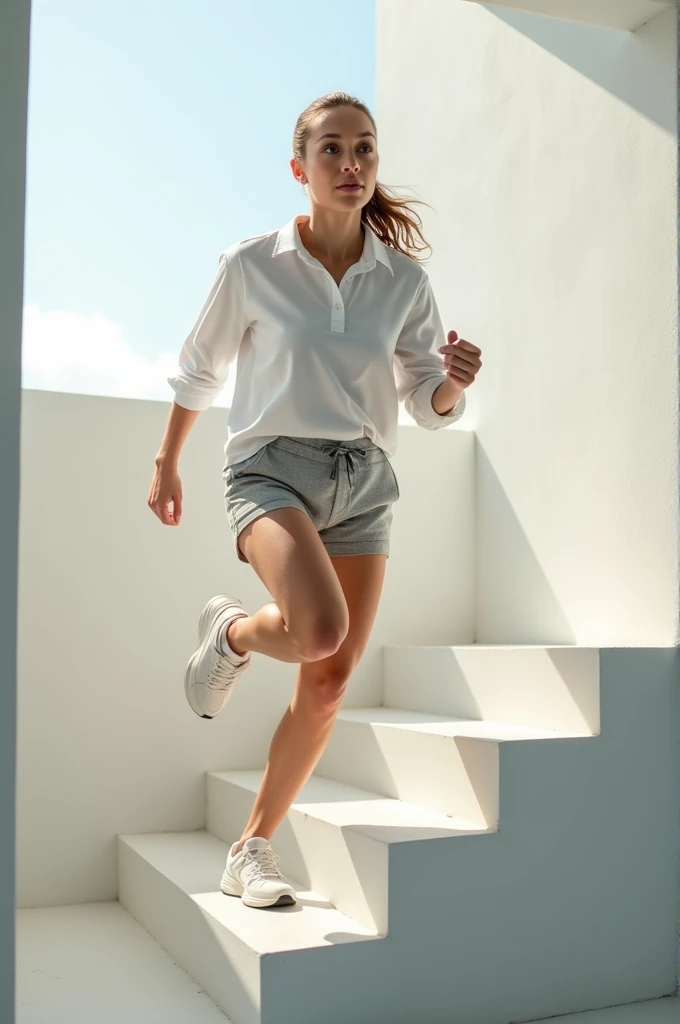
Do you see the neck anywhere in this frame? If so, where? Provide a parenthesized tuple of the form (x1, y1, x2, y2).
(297, 210, 365, 263)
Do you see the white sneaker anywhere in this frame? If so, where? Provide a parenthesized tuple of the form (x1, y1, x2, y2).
(184, 595, 251, 719)
(221, 837, 297, 908)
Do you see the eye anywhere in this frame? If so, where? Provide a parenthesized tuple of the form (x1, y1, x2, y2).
(323, 144, 373, 154)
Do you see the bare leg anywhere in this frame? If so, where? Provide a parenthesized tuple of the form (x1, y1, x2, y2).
(234, 552, 387, 852)
(227, 508, 350, 664)
(227, 603, 310, 663)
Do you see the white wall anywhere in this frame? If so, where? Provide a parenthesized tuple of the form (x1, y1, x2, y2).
(465, 0, 676, 33)
(377, 0, 679, 646)
(16, 389, 474, 906)
(1, 0, 31, 1019)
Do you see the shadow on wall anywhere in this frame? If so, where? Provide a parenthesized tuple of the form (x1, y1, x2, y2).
(484, 4, 675, 132)
(475, 441, 576, 646)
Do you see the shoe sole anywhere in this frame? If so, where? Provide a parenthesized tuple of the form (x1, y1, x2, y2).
(220, 878, 297, 908)
(184, 596, 246, 720)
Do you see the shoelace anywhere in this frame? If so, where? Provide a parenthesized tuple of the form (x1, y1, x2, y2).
(206, 650, 249, 692)
(243, 845, 284, 882)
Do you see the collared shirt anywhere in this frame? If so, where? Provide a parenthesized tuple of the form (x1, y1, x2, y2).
(167, 213, 466, 467)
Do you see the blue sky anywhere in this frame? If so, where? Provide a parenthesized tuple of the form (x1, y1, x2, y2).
(22, 0, 376, 407)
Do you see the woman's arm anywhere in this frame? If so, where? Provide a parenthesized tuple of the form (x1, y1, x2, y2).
(431, 378, 465, 416)
(393, 271, 466, 429)
(155, 401, 200, 470)
(167, 244, 249, 413)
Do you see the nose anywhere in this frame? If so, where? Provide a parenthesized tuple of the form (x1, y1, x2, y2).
(343, 157, 361, 173)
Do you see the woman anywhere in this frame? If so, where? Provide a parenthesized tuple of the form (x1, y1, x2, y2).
(147, 91, 482, 910)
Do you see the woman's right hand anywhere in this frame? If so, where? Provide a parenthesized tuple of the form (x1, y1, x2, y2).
(147, 463, 183, 526)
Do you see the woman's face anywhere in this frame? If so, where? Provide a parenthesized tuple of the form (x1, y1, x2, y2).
(293, 106, 378, 212)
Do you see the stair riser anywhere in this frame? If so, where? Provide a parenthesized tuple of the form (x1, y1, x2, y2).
(117, 837, 261, 1024)
(207, 774, 388, 933)
(318, 718, 498, 826)
(383, 647, 599, 734)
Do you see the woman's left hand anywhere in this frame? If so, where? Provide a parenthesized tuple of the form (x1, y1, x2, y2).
(438, 330, 482, 389)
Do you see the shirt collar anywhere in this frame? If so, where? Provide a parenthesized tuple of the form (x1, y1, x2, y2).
(273, 214, 395, 277)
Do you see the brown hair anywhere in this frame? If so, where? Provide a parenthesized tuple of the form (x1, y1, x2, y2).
(293, 91, 433, 263)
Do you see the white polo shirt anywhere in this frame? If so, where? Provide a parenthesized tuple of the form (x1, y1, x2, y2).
(167, 214, 466, 468)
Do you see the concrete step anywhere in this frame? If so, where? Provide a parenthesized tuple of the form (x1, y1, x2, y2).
(383, 644, 600, 734)
(317, 705, 578, 825)
(117, 830, 378, 1024)
(115, 654, 677, 1024)
(206, 769, 488, 932)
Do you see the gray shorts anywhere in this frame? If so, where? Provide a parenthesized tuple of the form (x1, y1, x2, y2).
(223, 436, 400, 564)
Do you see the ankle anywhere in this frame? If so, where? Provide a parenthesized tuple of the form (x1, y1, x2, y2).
(234, 833, 268, 855)
(226, 617, 249, 658)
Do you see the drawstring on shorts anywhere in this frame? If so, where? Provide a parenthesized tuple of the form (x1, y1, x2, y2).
(319, 443, 368, 487)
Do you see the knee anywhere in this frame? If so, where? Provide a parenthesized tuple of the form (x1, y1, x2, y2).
(291, 613, 350, 664)
(302, 660, 355, 708)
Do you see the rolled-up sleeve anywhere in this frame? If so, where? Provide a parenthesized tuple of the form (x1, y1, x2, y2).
(393, 271, 466, 430)
(167, 244, 248, 411)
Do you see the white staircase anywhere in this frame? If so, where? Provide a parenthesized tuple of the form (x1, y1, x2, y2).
(118, 644, 678, 1024)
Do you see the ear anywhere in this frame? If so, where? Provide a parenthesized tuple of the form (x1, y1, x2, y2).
(290, 157, 304, 185)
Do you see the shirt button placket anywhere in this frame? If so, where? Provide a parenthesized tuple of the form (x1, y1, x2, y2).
(331, 292, 345, 333)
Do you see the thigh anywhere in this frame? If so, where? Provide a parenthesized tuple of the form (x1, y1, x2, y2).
(239, 507, 350, 650)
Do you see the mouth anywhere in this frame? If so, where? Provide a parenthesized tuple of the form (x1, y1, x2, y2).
(337, 184, 364, 192)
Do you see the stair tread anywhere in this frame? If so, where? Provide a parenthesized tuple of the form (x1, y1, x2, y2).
(211, 769, 490, 836)
(386, 644, 589, 650)
(119, 830, 378, 953)
(337, 706, 575, 739)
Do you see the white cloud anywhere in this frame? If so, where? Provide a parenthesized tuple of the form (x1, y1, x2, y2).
(21, 304, 235, 407)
